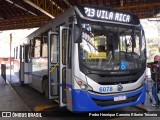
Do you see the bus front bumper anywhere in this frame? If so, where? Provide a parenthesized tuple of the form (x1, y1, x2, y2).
(72, 84, 146, 112)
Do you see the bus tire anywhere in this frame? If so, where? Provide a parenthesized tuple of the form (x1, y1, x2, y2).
(43, 79, 49, 98)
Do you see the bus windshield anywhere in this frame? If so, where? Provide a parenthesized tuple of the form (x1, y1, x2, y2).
(79, 22, 146, 71)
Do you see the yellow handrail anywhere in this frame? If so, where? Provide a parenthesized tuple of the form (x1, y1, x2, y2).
(50, 62, 59, 73)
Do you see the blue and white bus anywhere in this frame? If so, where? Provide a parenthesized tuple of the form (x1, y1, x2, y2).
(14, 5, 146, 112)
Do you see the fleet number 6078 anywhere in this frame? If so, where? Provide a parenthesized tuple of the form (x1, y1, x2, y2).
(99, 86, 113, 92)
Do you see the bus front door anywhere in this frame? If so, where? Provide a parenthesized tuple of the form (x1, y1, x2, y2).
(48, 27, 69, 107)
(59, 26, 69, 107)
(48, 32, 59, 100)
(19, 44, 31, 85)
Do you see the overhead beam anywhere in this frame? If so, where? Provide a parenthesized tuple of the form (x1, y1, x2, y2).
(62, 0, 72, 7)
(5, 0, 37, 16)
(23, 0, 64, 19)
(113, 2, 160, 18)
(115, 2, 160, 10)
(0, 15, 50, 30)
(0, 15, 49, 23)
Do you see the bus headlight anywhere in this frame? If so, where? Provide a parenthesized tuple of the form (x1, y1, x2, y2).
(80, 84, 88, 91)
(75, 77, 93, 91)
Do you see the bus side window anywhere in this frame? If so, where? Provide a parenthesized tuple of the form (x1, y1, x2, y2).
(50, 34, 59, 63)
(21, 46, 24, 62)
(68, 25, 72, 69)
(62, 29, 68, 65)
(24, 45, 30, 63)
(30, 39, 35, 57)
(34, 38, 41, 58)
(42, 44, 48, 57)
(42, 33, 48, 57)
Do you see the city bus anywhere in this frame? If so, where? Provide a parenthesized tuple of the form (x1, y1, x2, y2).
(14, 5, 146, 112)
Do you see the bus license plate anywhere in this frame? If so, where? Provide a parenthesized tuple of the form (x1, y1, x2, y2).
(114, 96, 126, 101)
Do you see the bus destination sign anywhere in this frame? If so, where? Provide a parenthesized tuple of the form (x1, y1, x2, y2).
(84, 7, 131, 23)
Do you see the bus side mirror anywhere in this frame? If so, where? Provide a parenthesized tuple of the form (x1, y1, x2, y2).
(74, 25, 82, 43)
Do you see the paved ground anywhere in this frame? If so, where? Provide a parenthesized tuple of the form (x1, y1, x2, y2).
(0, 70, 38, 120)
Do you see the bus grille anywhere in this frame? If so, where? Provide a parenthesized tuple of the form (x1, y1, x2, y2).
(92, 93, 140, 106)
(87, 69, 145, 85)
(97, 79, 138, 85)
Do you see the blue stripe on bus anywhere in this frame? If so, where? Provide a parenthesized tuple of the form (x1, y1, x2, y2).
(24, 72, 43, 78)
(24, 72, 32, 75)
(72, 84, 146, 112)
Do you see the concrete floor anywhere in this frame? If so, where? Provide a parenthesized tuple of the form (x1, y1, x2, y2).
(0, 71, 38, 120)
